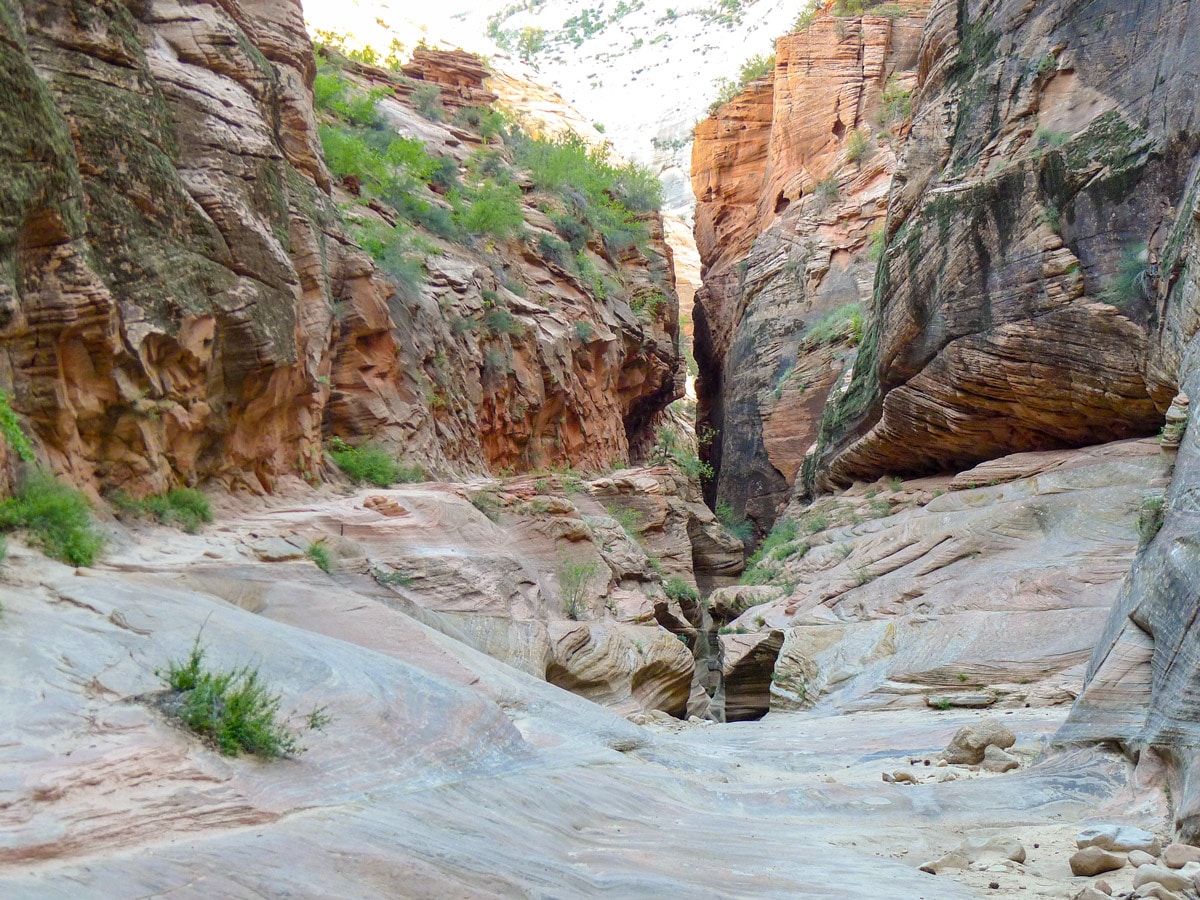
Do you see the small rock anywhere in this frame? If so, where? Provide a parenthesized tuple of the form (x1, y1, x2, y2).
(1163, 843, 1200, 868)
(1094, 880, 1112, 895)
(1129, 850, 1157, 867)
(981, 744, 1020, 773)
(1069, 846, 1126, 877)
(1133, 865, 1190, 892)
(1071, 888, 1113, 900)
(1077, 824, 1162, 855)
(891, 771, 916, 784)
(943, 719, 1017, 765)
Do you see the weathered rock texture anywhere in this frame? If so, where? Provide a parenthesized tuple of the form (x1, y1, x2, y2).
(691, 3, 928, 530)
(720, 440, 1171, 712)
(0, 4, 680, 496)
(812, 0, 1197, 486)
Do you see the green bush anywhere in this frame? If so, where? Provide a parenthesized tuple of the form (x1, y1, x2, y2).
(664, 576, 699, 604)
(143, 488, 213, 534)
(559, 558, 599, 619)
(575, 320, 595, 341)
(410, 82, 445, 121)
(0, 391, 34, 461)
(651, 425, 714, 481)
(805, 303, 863, 345)
(347, 219, 425, 295)
(0, 472, 102, 566)
(1138, 494, 1166, 548)
(709, 52, 775, 114)
(483, 307, 524, 335)
(846, 128, 870, 163)
(878, 74, 912, 126)
(307, 540, 334, 574)
(328, 438, 402, 486)
(607, 504, 643, 537)
(160, 637, 330, 758)
(1103, 244, 1156, 308)
(716, 502, 754, 542)
(452, 180, 525, 238)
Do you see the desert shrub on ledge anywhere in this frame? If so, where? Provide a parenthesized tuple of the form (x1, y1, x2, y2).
(328, 437, 422, 487)
(111, 488, 213, 534)
(159, 637, 331, 758)
(0, 471, 103, 566)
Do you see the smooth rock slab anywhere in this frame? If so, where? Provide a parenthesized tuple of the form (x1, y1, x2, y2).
(1078, 824, 1162, 854)
(1069, 846, 1126, 876)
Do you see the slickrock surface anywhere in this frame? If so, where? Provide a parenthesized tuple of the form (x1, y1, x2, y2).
(0, 527, 1168, 898)
(691, 3, 929, 529)
(722, 439, 1171, 712)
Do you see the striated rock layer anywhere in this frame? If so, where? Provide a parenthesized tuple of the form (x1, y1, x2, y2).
(691, 3, 928, 531)
(0, 4, 681, 496)
(812, 0, 1198, 487)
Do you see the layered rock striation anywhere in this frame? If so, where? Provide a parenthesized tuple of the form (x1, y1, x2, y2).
(0, 3, 681, 496)
(692, 2, 928, 531)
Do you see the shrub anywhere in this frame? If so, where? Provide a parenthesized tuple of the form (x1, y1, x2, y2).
(814, 175, 841, 207)
(410, 82, 445, 121)
(143, 488, 213, 534)
(307, 540, 334, 574)
(805, 303, 864, 345)
(160, 637, 330, 758)
(452, 180, 524, 238)
(0, 391, 34, 461)
(394, 463, 425, 483)
(483, 307, 524, 335)
(709, 52, 775, 114)
(607, 504, 643, 537)
(651, 425, 714, 481)
(347, 219, 425, 295)
(0, 471, 102, 566)
(328, 438, 401, 486)
(664, 576, 699, 604)
(879, 74, 912, 126)
(575, 320, 595, 341)
(867, 227, 886, 262)
(846, 128, 870, 163)
(1103, 244, 1156, 308)
(1138, 494, 1166, 548)
(559, 558, 599, 619)
(470, 492, 501, 521)
(716, 502, 754, 542)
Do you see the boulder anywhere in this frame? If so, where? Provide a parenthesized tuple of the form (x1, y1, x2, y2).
(1129, 850, 1158, 867)
(1134, 885, 1184, 900)
(1077, 824, 1162, 854)
(1163, 842, 1200, 868)
(1132, 865, 1191, 892)
(919, 836, 1025, 874)
(943, 719, 1017, 765)
(1069, 847, 1126, 877)
(981, 744, 1020, 773)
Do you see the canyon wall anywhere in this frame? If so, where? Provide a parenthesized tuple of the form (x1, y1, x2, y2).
(0, 1, 681, 496)
(692, 2, 928, 532)
(694, 0, 1200, 839)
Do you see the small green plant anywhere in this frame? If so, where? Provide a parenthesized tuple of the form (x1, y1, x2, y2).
(328, 437, 402, 487)
(374, 569, 414, 587)
(159, 636, 330, 758)
(394, 463, 426, 483)
(888, 475, 903, 492)
(709, 52, 775, 114)
(1138, 494, 1166, 548)
(715, 502, 754, 542)
(607, 504, 643, 537)
(0, 391, 34, 461)
(956, 673, 969, 682)
(845, 128, 870, 163)
(650, 425, 714, 481)
(1103, 244, 1157, 308)
(559, 558, 600, 619)
(813, 175, 840, 207)
(307, 540, 334, 574)
(878, 73, 912, 126)
(0, 472, 102, 566)
(933, 698, 952, 711)
(805, 303, 863, 345)
(867, 227, 886, 262)
(575, 321, 595, 342)
(664, 576, 699, 604)
(470, 491, 502, 522)
(482, 307, 524, 336)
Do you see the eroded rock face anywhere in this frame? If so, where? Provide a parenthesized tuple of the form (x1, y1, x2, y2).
(814, 0, 1199, 486)
(0, 6, 681, 496)
(691, 3, 928, 530)
(708, 440, 1171, 712)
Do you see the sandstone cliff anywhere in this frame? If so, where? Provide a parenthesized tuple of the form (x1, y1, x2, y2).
(692, 2, 928, 532)
(0, 2, 681, 497)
